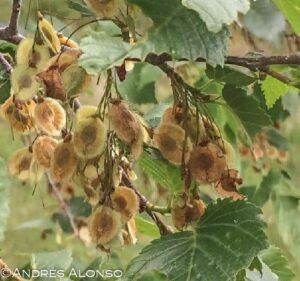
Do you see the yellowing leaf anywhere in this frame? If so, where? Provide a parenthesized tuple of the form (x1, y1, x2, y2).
(272, 0, 300, 35)
(261, 76, 293, 109)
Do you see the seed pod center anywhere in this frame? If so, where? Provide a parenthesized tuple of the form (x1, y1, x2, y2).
(114, 196, 127, 210)
(96, 213, 113, 235)
(41, 106, 54, 120)
(6, 106, 14, 115)
(14, 111, 28, 124)
(19, 75, 32, 89)
(30, 50, 42, 67)
(18, 156, 31, 172)
(81, 125, 97, 144)
(196, 152, 214, 170)
(160, 133, 177, 152)
(57, 149, 70, 166)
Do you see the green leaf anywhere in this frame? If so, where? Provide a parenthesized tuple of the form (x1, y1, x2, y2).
(31, 249, 73, 270)
(272, 0, 300, 36)
(0, 158, 10, 241)
(261, 76, 293, 109)
(118, 63, 162, 104)
(246, 261, 279, 281)
(260, 246, 295, 281)
(236, 270, 247, 281)
(251, 170, 280, 207)
(223, 85, 272, 138)
(137, 150, 183, 192)
(0, 42, 17, 58)
(69, 197, 92, 217)
(62, 65, 88, 98)
(182, 0, 250, 32)
(253, 83, 290, 122)
(236, 253, 291, 281)
(206, 65, 256, 86)
(236, 257, 266, 281)
(143, 103, 170, 127)
(243, 0, 286, 44)
(0, 78, 11, 104)
(249, 257, 263, 274)
(134, 270, 169, 281)
(67, 0, 93, 16)
(129, 0, 229, 66)
(79, 32, 134, 75)
(273, 196, 300, 268)
(126, 199, 268, 281)
(52, 212, 73, 233)
(264, 128, 289, 150)
(135, 216, 160, 238)
(79, 257, 104, 281)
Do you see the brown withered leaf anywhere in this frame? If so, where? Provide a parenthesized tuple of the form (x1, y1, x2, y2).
(37, 66, 66, 101)
(215, 169, 244, 201)
(45, 48, 82, 73)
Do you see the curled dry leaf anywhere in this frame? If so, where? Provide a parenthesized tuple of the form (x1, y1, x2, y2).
(37, 66, 66, 101)
(188, 142, 226, 184)
(215, 169, 244, 201)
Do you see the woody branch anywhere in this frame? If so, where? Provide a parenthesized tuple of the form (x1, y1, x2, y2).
(0, 0, 24, 44)
(145, 53, 300, 86)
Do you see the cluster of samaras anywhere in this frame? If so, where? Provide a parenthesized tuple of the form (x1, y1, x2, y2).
(1, 10, 244, 248)
(154, 105, 244, 229)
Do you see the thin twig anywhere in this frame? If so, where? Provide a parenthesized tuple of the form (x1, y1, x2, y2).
(144, 53, 300, 68)
(0, 53, 13, 73)
(144, 53, 300, 87)
(0, 0, 24, 44)
(46, 173, 79, 236)
(0, 258, 25, 281)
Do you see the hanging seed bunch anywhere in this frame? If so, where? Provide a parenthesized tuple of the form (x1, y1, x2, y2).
(83, 131, 141, 249)
(2, 12, 96, 183)
(152, 72, 245, 205)
(1, 7, 248, 248)
(1, 11, 152, 250)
